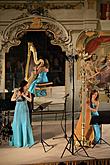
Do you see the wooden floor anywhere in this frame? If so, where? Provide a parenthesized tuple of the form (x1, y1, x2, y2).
(0, 120, 110, 165)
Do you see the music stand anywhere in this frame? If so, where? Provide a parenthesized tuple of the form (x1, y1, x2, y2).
(29, 101, 54, 152)
(90, 115, 110, 148)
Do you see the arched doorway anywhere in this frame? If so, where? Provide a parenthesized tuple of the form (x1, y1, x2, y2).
(0, 15, 73, 100)
(5, 30, 66, 91)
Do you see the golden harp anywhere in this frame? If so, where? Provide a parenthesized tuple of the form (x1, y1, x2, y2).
(25, 42, 53, 98)
(25, 42, 44, 86)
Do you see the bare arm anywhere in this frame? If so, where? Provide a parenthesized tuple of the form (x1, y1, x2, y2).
(89, 101, 99, 112)
(11, 89, 19, 101)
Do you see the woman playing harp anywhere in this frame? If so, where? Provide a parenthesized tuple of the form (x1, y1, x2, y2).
(27, 43, 49, 96)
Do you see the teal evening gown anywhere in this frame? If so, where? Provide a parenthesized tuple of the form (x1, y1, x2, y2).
(90, 103, 100, 143)
(28, 71, 49, 96)
(9, 96, 34, 147)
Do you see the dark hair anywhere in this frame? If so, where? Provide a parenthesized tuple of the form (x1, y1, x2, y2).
(90, 89, 99, 103)
(19, 80, 28, 93)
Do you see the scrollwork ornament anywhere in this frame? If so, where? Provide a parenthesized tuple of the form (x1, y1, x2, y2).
(3, 22, 30, 46)
(2, 15, 71, 54)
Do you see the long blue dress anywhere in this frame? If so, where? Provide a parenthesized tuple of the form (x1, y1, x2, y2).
(90, 103, 100, 143)
(9, 96, 34, 147)
(28, 71, 48, 96)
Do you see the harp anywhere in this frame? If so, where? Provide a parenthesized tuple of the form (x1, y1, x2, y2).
(25, 42, 53, 98)
(25, 42, 44, 86)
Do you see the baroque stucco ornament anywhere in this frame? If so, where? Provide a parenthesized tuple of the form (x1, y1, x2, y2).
(0, 1, 85, 10)
(2, 15, 72, 55)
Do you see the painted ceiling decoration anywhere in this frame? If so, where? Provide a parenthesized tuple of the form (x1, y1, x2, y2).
(85, 36, 110, 54)
(76, 31, 110, 54)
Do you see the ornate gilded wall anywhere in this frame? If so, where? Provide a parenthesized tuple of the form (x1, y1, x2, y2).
(1, 0, 110, 110)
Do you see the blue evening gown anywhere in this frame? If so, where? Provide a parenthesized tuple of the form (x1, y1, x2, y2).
(9, 96, 34, 147)
(90, 103, 100, 143)
(28, 71, 48, 96)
